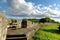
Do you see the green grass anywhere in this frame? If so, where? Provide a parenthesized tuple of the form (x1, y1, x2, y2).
(33, 23, 60, 40)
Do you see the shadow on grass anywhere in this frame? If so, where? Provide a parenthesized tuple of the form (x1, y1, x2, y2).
(42, 29, 60, 34)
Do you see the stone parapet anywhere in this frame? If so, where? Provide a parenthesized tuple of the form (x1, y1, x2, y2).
(0, 13, 8, 40)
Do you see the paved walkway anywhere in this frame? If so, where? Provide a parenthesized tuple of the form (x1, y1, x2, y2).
(6, 23, 40, 40)
(7, 23, 40, 35)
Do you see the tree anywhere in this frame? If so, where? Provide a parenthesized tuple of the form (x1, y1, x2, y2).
(9, 19, 17, 25)
(39, 17, 56, 23)
(21, 19, 27, 28)
(39, 18, 46, 23)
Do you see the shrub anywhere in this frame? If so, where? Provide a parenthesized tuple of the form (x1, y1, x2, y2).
(58, 25, 60, 31)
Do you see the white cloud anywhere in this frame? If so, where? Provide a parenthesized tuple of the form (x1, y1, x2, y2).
(6, 0, 35, 16)
(35, 4, 60, 18)
(1, 0, 60, 20)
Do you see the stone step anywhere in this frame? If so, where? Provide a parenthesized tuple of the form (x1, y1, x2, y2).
(6, 38, 27, 40)
(7, 34, 26, 38)
(6, 34, 27, 40)
(7, 37, 26, 39)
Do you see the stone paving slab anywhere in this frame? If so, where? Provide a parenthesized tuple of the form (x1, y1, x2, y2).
(7, 24, 40, 35)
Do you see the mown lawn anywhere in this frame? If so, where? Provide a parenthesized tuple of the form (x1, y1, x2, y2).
(33, 23, 60, 40)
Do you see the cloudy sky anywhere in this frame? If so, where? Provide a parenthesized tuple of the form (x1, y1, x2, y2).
(0, 0, 60, 22)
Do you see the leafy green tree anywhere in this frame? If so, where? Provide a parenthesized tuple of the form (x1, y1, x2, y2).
(21, 19, 27, 28)
(39, 18, 46, 23)
(39, 17, 56, 23)
(9, 19, 17, 25)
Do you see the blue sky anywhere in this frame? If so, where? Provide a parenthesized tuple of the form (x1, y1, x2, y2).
(1, 0, 60, 11)
(26, 0, 60, 5)
(0, 0, 60, 22)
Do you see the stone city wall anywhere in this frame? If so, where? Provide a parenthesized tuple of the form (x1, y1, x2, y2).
(0, 14, 8, 40)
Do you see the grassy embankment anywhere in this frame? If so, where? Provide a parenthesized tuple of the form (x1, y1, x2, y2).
(33, 23, 60, 40)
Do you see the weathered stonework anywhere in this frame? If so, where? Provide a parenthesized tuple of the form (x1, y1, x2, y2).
(8, 20, 36, 29)
(0, 13, 8, 40)
(7, 19, 40, 40)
